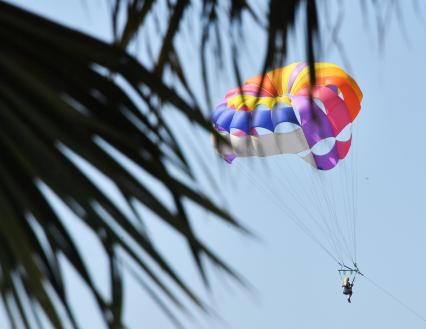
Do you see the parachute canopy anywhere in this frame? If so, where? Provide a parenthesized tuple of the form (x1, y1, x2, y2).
(211, 62, 363, 170)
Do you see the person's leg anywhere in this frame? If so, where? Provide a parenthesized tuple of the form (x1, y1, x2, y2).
(347, 292, 352, 303)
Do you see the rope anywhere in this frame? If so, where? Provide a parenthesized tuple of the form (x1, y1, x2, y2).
(362, 274, 426, 324)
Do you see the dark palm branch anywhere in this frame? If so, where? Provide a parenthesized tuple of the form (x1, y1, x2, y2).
(0, 0, 342, 328)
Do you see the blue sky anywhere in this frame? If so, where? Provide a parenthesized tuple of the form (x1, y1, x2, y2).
(6, 1, 426, 328)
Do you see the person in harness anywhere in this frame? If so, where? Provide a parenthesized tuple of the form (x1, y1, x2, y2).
(342, 276, 354, 303)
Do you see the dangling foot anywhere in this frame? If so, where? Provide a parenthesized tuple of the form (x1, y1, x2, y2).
(347, 297, 351, 303)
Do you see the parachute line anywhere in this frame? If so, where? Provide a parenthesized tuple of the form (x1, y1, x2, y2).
(270, 158, 345, 262)
(236, 161, 340, 264)
(314, 172, 354, 263)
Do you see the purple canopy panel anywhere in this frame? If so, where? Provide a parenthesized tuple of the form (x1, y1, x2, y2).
(291, 95, 340, 170)
(287, 62, 307, 93)
(312, 145, 340, 170)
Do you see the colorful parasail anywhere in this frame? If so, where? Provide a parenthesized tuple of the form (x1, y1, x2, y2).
(211, 62, 363, 170)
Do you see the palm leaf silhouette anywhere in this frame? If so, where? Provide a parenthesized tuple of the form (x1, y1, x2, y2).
(0, 0, 333, 327)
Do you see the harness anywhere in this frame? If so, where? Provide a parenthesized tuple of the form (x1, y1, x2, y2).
(338, 263, 363, 285)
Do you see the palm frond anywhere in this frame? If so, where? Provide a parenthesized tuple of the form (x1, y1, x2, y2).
(0, 0, 333, 327)
(0, 1, 249, 327)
